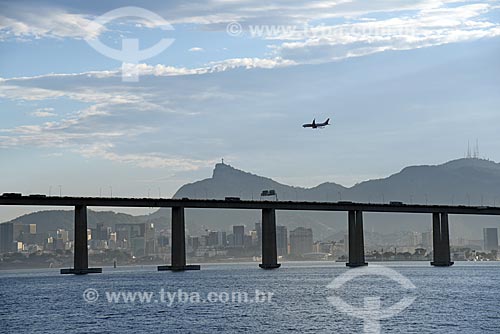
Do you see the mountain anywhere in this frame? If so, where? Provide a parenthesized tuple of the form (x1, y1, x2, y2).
(7, 210, 165, 234)
(162, 158, 500, 239)
(348, 158, 500, 205)
(174, 158, 500, 205)
(4, 158, 500, 239)
(173, 162, 346, 201)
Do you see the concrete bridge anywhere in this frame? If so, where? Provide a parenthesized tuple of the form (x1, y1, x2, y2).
(1, 196, 499, 274)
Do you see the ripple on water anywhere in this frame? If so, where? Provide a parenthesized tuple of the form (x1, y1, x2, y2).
(1, 262, 500, 333)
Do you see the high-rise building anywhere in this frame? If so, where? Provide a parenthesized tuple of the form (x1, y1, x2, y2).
(408, 232, 420, 247)
(13, 222, 24, 242)
(199, 235, 208, 247)
(0, 223, 14, 253)
(108, 232, 117, 249)
(57, 229, 69, 243)
(207, 231, 226, 247)
(483, 228, 499, 252)
(54, 238, 65, 251)
(421, 231, 432, 248)
(255, 223, 262, 244)
(276, 226, 288, 256)
(289, 227, 313, 256)
(313, 241, 335, 254)
(244, 234, 253, 247)
(217, 231, 227, 247)
(207, 231, 219, 246)
(188, 236, 200, 251)
(143, 223, 156, 255)
(28, 224, 36, 234)
(233, 225, 245, 247)
(10, 223, 38, 244)
(115, 223, 150, 256)
(250, 230, 259, 246)
(92, 223, 109, 241)
(157, 234, 169, 247)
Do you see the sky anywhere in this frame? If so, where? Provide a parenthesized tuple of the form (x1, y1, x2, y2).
(1, 0, 500, 221)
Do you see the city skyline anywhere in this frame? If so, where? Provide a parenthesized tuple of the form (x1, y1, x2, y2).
(2, 216, 498, 269)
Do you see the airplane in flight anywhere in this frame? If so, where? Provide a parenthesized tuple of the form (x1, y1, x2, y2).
(302, 118, 330, 129)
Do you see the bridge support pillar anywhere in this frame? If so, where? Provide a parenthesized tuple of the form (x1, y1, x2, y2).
(61, 205, 102, 274)
(347, 210, 368, 268)
(259, 208, 281, 269)
(158, 207, 200, 271)
(431, 213, 454, 267)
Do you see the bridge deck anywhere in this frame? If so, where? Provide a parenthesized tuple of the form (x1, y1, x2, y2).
(1, 196, 500, 215)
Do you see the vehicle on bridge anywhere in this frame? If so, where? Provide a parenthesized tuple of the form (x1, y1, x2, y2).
(302, 118, 330, 129)
(28, 194, 47, 198)
(1, 193, 22, 197)
(225, 196, 241, 201)
(261, 189, 278, 201)
(261, 190, 276, 197)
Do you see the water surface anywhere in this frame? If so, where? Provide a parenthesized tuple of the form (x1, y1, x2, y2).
(1, 262, 499, 333)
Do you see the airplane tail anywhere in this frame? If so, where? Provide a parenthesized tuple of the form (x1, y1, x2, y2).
(325, 118, 330, 125)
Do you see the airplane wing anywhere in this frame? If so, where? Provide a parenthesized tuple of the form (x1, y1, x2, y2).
(317, 118, 331, 127)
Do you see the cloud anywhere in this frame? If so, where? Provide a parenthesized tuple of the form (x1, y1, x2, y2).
(31, 111, 56, 117)
(0, 0, 484, 40)
(162, 0, 465, 25)
(2, 57, 297, 84)
(124, 57, 297, 76)
(31, 107, 56, 117)
(0, 67, 237, 170)
(0, 0, 497, 71)
(267, 3, 500, 63)
(0, 9, 103, 40)
(0, 40, 499, 185)
(79, 143, 215, 170)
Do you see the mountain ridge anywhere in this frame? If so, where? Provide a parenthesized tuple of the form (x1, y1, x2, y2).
(5, 157, 500, 239)
(174, 158, 500, 205)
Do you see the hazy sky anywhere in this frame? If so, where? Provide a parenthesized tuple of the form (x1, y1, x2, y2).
(1, 0, 500, 221)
